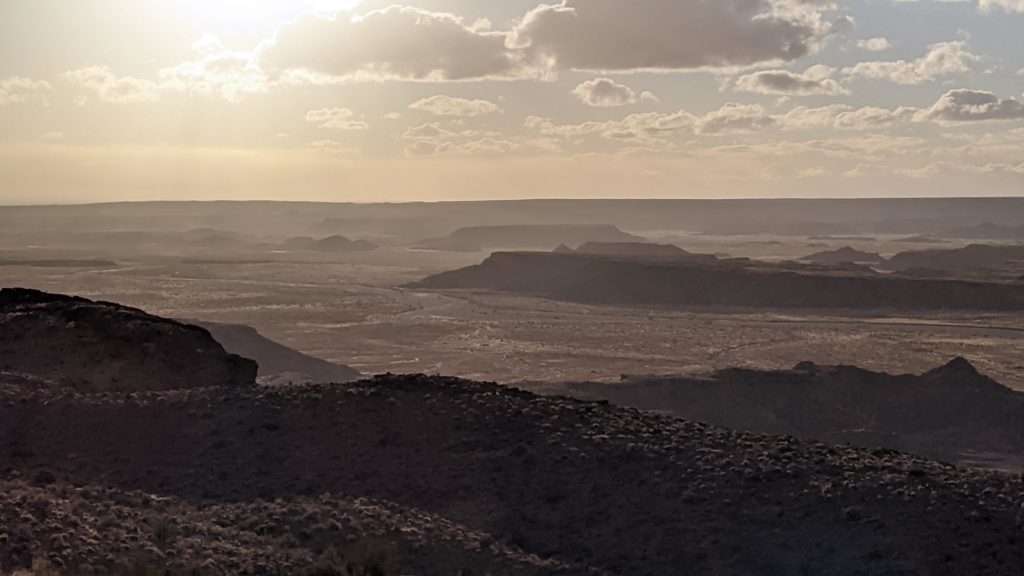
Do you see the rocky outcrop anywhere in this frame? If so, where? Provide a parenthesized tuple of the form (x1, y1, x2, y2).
(563, 358, 1024, 470)
(0, 288, 257, 392)
(413, 251, 1024, 311)
(1, 374, 1022, 575)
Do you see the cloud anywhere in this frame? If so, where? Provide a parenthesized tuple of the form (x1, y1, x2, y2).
(61, 67, 161, 104)
(842, 40, 979, 84)
(262, 1, 839, 82)
(510, 0, 837, 73)
(573, 77, 655, 107)
(856, 37, 892, 52)
(0, 77, 51, 106)
(526, 102, 777, 144)
(918, 89, 1024, 123)
(408, 95, 502, 117)
(62, 37, 272, 105)
(401, 122, 457, 140)
(734, 65, 849, 96)
(305, 108, 370, 130)
(979, 0, 1024, 13)
(261, 6, 531, 82)
(158, 49, 268, 102)
(780, 104, 917, 130)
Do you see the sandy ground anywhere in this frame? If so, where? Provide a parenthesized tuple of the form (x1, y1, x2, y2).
(4, 248, 1024, 390)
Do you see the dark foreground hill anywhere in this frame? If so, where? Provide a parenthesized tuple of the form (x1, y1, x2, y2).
(3, 375, 1024, 575)
(562, 359, 1024, 471)
(413, 251, 1024, 311)
(196, 322, 361, 384)
(0, 288, 256, 392)
(417, 225, 645, 252)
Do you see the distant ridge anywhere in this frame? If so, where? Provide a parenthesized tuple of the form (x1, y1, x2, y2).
(413, 251, 1024, 311)
(800, 246, 885, 264)
(417, 224, 645, 252)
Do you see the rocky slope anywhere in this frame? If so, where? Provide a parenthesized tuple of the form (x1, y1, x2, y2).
(562, 358, 1024, 471)
(2, 375, 1023, 575)
(0, 288, 256, 392)
(413, 251, 1024, 311)
(2, 290, 1024, 575)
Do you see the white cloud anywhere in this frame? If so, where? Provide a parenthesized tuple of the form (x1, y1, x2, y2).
(979, 0, 1024, 13)
(0, 77, 51, 106)
(857, 37, 892, 52)
(408, 95, 502, 117)
(843, 41, 980, 84)
(573, 78, 655, 107)
(158, 49, 268, 102)
(918, 89, 1024, 123)
(734, 65, 849, 96)
(781, 105, 917, 130)
(697, 103, 775, 134)
(61, 37, 272, 104)
(61, 67, 161, 104)
(305, 108, 369, 130)
(401, 123, 457, 140)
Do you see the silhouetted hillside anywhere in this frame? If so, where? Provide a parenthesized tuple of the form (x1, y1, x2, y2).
(413, 252, 1024, 311)
(197, 322, 361, 384)
(563, 358, 1024, 470)
(0, 288, 256, 392)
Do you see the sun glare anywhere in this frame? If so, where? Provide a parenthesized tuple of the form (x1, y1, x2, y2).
(168, 0, 361, 37)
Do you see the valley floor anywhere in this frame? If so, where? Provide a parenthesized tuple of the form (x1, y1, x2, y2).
(5, 251, 1024, 389)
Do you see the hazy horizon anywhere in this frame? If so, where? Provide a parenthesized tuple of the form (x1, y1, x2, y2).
(1, 0, 1022, 203)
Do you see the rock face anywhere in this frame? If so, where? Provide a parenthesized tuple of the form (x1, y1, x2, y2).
(0, 288, 257, 392)
(1, 375, 1022, 575)
(197, 322, 361, 384)
(564, 359, 1024, 470)
(413, 251, 1024, 311)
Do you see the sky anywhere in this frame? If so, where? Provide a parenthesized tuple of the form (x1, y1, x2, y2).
(0, 0, 1022, 204)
